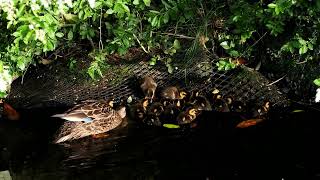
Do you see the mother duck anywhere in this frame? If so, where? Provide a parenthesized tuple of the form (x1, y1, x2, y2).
(52, 100, 126, 143)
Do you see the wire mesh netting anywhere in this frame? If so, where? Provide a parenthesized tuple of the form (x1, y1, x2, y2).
(7, 51, 289, 110)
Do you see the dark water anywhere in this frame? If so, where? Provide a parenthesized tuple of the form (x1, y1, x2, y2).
(1, 104, 320, 180)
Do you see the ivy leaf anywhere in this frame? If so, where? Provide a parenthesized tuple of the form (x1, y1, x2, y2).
(173, 39, 181, 49)
(151, 16, 158, 27)
(67, 30, 73, 40)
(167, 64, 174, 74)
(133, 0, 139, 5)
(220, 41, 230, 49)
(299, 45, 308, 54)
(56, 32, 64, 38)
(106, 9, 114, 14)
(163, 12, 169, 23)
(229, 50, 239, 57)
(314, 78, 320, 86)
(268, 3, 277, 8)
(143, 0, 151, 6)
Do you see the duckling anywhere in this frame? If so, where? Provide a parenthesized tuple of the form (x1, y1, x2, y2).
(52, 99, 127, 143)
(129, 99, 150, 123)
(210, 92, 230, 112)
(147, 102, 164, 117)
(161, 100, 181, 124)
(0, 99, 20, 121)
(247, 100, 270, 119)
(176, 107, 200, 125)
(191, 95, 212, 111)
(161, 86, 180, 100)
(225, 96, 246, 113)
(140, 76, 157, 102)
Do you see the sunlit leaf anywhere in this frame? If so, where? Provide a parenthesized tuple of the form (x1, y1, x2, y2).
(220, 41, 230, 49)
(143, 0, 151, 6)
(268, 3, 277, 8)
(173, 39, 181, 49)
(67, 30, 73, 40)
(133, 0, 139, 5)
(313, 78, 320, 86)
(163, 124, 180, 128)
(56, 32, 64, 38)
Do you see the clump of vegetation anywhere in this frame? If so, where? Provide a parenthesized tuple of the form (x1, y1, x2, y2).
(0, 0, 320, 99)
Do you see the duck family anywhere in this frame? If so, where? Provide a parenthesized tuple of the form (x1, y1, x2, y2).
(0, 75, 271, 144)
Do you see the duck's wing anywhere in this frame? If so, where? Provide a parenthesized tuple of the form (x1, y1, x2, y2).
(53, 100, 110, 122)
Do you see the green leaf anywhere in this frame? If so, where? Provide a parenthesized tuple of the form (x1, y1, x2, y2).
(229, 50, 239, 57)
(23, 30, 34, 44)
(163, 124, 180, 128)
(299, 45, 308, 54)
(56, 32, 64, 38)
(173, 39, 181, 49)
(17, 4, 26, 17)
(268, 3, 277, 8)
(0, 61, 3, 73)
(313, 78, 320, 86)
(143, 0, 151, 6)
(307, 42, 314, 50)
(220, 41, 230, 49)
(151, 16, 158, 27)
(67, 30, 73, 40)
(167, 64, 174, 74)
(163, 12, 169, 23)
(133, 0, 139, 5)
(17, 58, 26, 70)
(106, 9, 114, 14)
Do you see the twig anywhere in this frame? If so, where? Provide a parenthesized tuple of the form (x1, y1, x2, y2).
(21, 62, 31, 85)
(296, 60, 307, 65)
(99, 8, 103, 50)
(159, 32, 195, 39)
(266, 75, 286, 86)
(241, 32, 268, 57)
(132, 33, 148, 54)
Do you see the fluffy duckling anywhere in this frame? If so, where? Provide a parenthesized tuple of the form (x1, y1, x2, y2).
(210, 90, 230, 112)
(140, 76, 157, 102)
(52, 99, 126, 143)
(191, 95, 212, 111)
(129, 99, 150, 123)
(250, 101, 271, 118)
(161, 100, 181, 124)
(176, 107, 200, 125)
(0, 99, 20, 121)
(161, 86, 180, 100)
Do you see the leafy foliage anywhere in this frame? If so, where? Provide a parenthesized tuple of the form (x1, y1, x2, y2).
(0, 0, 198, 96)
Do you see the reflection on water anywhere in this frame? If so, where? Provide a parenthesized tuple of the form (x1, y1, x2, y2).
(1, 105, 320, 179)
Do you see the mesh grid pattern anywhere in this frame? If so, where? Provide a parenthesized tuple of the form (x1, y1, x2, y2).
(7, 52, 289, 109)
